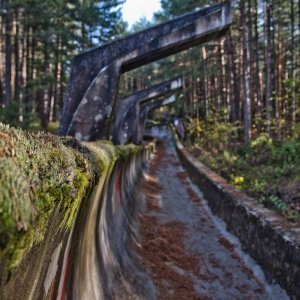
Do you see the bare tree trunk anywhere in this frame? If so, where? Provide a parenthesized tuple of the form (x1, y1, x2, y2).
(14, 9, 20, 103)
(290, 0, 296, 123)
(241, 0, 252, 143)
(218, 43, 226, 115)
(247, 0, 255, 115)
(0, 2, 4, 106)
(226, 32, 239, 123)
(40, 41, 50, 129)
(202, 47, 209, 117)
(265, 2, 272, 135)
(4, 1, 12, 107)
(52, 37, 60, 122)
(59, 61, 65, 120)
(254, 0, 262, 130)
(278, 13, 283, 110)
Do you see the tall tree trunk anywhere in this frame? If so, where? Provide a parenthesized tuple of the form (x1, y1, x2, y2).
(247, 0, 255, 115)
(290, 0, 295, 123)
(226, 31, 239, 123)
(202, 47, 209, 117)
(14, 9, 20, 103)
(4, 1, 12, 107)
(265, 2, 272, 135)
(40, 41, 50, 129)
(0, 5, 4, 106)
(254, 0, 262, 130)
(277, 8, 283, 121)
(59, 61, 65, 119)
(270, 3, 278, 121)
(241, 0, 251, 143)
(52, 37, 60, 122)
(218, 43, 226, 115)
(24, 25, 35, 124)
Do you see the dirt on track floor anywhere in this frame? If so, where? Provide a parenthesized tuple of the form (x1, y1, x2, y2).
(135, 140, 288, 300)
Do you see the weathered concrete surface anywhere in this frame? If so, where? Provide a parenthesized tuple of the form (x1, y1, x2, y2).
(134, 95, 176, 144)
(63, 146, 155, 300)
(135, 139, 288, 299)
(0, 139, 145, 299)
(60, 2, 231, 141)
(175, 137, 300, 299)
(113, 78, 182, 145)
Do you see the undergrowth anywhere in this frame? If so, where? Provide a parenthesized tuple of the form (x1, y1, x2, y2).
(187, 118, 300, 222)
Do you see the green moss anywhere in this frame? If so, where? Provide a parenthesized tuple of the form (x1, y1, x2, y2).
(0, 124, 94, 267)
(60, 169, 91, 229)
(0, 123, 141, 273)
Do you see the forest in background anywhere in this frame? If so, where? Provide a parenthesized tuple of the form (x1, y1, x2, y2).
(121, 0, 300, 142)
(0, 0, 299, 141)
(118, 0, 300, 219)
(0, 0, 125, 129)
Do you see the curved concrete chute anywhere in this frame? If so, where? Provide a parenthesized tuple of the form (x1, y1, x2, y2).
(60, 148, 155, 300)
(60, 2, 232, 141)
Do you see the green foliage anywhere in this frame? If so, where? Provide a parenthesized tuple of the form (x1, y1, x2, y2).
(188, 117, 238, 152)
(259, 195, 288, 212)
(0, 102, 36, 130)
(188, 124, 300, 222)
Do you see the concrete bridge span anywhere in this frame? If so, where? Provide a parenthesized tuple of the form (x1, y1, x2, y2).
(60, 2, 232, 142)
(112, 77, 182, 145)
(135, 95, 177, 144)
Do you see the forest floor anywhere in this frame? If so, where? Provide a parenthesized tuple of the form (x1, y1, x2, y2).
(135, 140, 288, 299)
(186, 127, 300, 224)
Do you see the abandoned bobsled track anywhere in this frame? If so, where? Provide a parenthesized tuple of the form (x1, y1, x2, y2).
(2, 1, 299, 298)
(57, 139, 291, 300)
(2, 135, 299, 299)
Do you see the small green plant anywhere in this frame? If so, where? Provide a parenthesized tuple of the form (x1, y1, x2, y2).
(187, 117, 300, 223)
(287, 212, 299, 222)
(259, 195, 288, 212)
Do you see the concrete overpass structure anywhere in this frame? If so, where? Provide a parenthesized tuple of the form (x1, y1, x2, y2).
(112, 78, 182, 145)
(60, 2, 232, 143)
(135, 95, 177, 144)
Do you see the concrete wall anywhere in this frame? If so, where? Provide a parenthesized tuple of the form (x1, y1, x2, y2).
(1, 142, 150, 299)
(175, 139, 300, 299)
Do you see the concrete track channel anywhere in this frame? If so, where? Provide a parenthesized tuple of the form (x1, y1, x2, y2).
(64, 139, 290, 299)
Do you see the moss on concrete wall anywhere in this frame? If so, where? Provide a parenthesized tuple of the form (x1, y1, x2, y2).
(0, 123, 140, 279)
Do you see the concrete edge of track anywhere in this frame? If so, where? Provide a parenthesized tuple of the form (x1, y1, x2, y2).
(1, 141, 154, 300)
(174, 136, 300, 299)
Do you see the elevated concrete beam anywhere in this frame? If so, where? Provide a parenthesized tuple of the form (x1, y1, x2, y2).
(60, 2, 231, 141)
(134, 95, 177, 144)
(112, 78, 182, 145)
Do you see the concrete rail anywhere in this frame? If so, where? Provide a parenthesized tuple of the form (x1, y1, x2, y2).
(175, 138, 300, 299)
(1, 142, 150, 299)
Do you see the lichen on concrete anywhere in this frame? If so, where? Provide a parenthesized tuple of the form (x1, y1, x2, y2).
(0, 123, 96, 272)
(0, 123, 141, 284)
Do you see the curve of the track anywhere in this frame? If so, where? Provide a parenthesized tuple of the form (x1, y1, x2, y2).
(55, 138, 289, 300)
